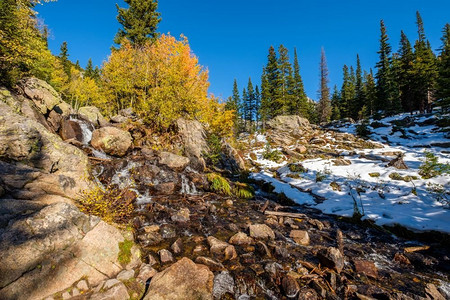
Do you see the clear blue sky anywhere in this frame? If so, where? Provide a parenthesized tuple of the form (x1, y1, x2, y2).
(36, 0, 449, 101)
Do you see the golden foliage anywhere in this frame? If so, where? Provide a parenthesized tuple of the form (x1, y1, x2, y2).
(77, 185, 134, 224)
(65, 67, 106, 110)
(207, 173, 231, 196)
(102, 34, 234, 133)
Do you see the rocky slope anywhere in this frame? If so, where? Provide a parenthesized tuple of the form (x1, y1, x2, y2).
(0, 79, 449, 300)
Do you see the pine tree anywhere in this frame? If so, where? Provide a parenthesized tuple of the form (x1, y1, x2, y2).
(246, 78, 255, 131)
(254, 85, 261, 129)
(317, 48, 332, 123)
(261, 46, 281, 122)
(398, 31, 415, 112)
(260, 68, 271, 128)
(292, 48, 308, 117)
(277, 45, 292, 115)
(436, 23, 450, 109)
(331, 85, 341, 120)
(411, 11, 438, 113)
(375, 20, 396, 114)
(85, 58, 95, 78)
(340, 65, 354, 118)
(241, 88, 248, 131)
(363, 69, 377, 115)
(225, 79, 241, 135)
(59, 41, 71, 79)
(353, 54, 365, 119)
(390, 53, 402, 114)
(115, 0, 161, 46)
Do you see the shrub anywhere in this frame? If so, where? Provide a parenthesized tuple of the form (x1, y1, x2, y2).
(356, 122, 371, 138)
(419, 152, 450, 179)
(207, 173, 231, 196)
(204, 133, 222, 166)
(233, 182, 254, 199)
(77, 185, 134, 224)
(262, 144, 283, 162)
(288, 163, 307, 173)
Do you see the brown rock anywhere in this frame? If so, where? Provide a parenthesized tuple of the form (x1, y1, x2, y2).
(171, 207, 190, 222)
(224, 245, 238, 261)
(47, 110, 62, 132)
(289, 230, 310, 246)
(60, 118, 84, 142)
(229, 232, 254, 246)
(425, 283, 446, 300)
(354, 260, 378, 279)
(91, 126, 132, 157)
(332, 158, 352, 166)
(143, 257, 214, 300)
(249, 224, 275, 240)
(158, 249, 174, 264)
(282, 275, 300, 298)
(317, 247, 344, 273)
(295, 145, 307, 154)
(158, 152, 190, 170)
(207, 236, 230, 256)
(387, 155, 408, 170)
(195, 256, 225, 271)
(137, 264, 157, 284)
(171, 238, 183, 255)
(18, 77, 61, 114)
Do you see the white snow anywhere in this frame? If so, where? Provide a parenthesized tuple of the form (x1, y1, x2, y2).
(250, 112, 450, 233)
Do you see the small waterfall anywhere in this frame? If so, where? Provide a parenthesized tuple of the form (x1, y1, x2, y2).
(111, 161, 140, 189)
(180, 174, 197, 195)
(69, 115, 94, 145)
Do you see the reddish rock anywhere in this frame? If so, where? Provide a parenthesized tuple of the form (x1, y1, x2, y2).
(289, 230, 310, 246)
(354, 260, 378, 279)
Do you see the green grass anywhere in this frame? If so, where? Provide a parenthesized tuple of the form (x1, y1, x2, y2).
(118, 239, 134, 265)
(207, 173, 231, 196)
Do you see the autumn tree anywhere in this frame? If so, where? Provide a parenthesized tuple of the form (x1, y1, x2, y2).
(115, 0, 161, 46)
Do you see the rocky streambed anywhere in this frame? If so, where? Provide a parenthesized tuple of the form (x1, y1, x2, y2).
(91, 153, 450, 300)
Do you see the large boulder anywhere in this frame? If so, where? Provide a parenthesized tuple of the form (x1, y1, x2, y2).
(158, 152, 190, 171)
(176, 118, 209, 171)
(144, 257, 214, 300)
(0, 202, 136, 300)
(91, 126, 132, 157)
(266, 115, 311, 145)
(78, 106, 108, 127)
(17, 77, 62, 115)
(0, 101, 89, 198)
(221, 140, 246, 173)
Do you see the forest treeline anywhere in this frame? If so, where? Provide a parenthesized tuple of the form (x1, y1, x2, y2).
(228, 12, 450, 133)
(0, 0, 234, 136)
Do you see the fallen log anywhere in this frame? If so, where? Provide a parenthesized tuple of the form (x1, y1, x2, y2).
(404, 245, 430, 253)
(264, 210, 307, 219)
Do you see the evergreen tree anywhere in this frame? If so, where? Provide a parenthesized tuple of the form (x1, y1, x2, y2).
(398, 30, 415, 112)
(93, 66, 101, 81)
(375, 20, 396, 114)
(115, 0, 161, 46)
(353, 54, 365, 119)
(246, 78, 255, 131)
(260, 67, 271, 128)
(331, 85, 341, 120)
(254, 85, 261, 129)
(241, 88, 248, 131)
(317, 48, 332, 123)
(411, 11, 438, 113)
(292, 48, 308, 117)
(277, 45, 292, 115)
(390, 53, 402, 114)
(85, 58, 95, 78)
(225, 79, 241, 135)
(436, 23, 450, 109)
(59, 41, 71, 79)
(260, 46, 281, 123)
(340, 65, 354, 118)
(363, 69, 377, 115)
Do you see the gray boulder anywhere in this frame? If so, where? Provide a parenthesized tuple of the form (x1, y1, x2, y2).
(78, 106, 108, 127)
(91, 126, 132, 157)
(158, 152, 190, 170)
(266, 115, 311, 145)
(17, 77, 61, 115)
(176, 118, 209, 171)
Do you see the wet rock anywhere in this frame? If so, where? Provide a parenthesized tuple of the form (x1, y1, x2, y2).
(317, 247, 345, 273)
(158, 151, 190, 170)
(310, 279, 327, 298)
(250, 264, 265, 276)
(393, 252, 411, 265)
(353, 260, 378, 279)
(298, 288, 319, 300)
(143, 257, 214, 300)
(275, 245, 290, 258)
(137, 264, 157, 284)
(195, 256, 225, 271)
(138, 231, 163, 247)
(171, 207, 190, 222)
(387, 154, 408, 170)
(91, 126, 132, 157)
(289, 230, 310, 245)
(213, 271, 235, 299)
(282, 275, 300, 298)
(425, 283, 446, 300)
(47, 109, 62, 132)
(158, 249, 174, 264)
(308, 219, 325, 230)
(255, 241, 271, 257)
(207, 236, 229, 256)
(193, 244, 209, 256)
(229, 232, 254, 246)
(171, 238, 183, 255)
(264, 262, 283, 277)
(160, 224, 177, 239)
(249, 224, 275, 240)
(240, 252, 256, 264)
(224, 245, 238, 261)
(60, 118, 84, 142)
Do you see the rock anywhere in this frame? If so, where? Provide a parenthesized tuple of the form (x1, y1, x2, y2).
(171, 207, 190, 222)
(221, 140, 246, 173)
(332, 158, 352, 166)
(158, 249, 174, 264)
(90, 281, 130, 300)
(111, 114, 129, 124)
(91, 126, 132, 156)
(297, 288, 319, 300)
(249, 224, 275, 240)
(17, 77, 61, 114)
(309, 137, 327, 146)
(282, 275, 300, 298)
(46, 109, 62, 132)
(387, 155, 408, 170)
(425, 283, 446, 300)
(229, 232, 254, 246)
(78, 106, 108, 126)
(143, 257, 214, 300)
(266, 115, 311, 145)
(171, 238, 183, 255)
(290, 230, 310, 246)
(176, 118, 208, 171)
(354, 260, 378, 279)
(207, 236, 230, 256)
(213, 271, 235, 299)
(295, 145, 307, 154)
(60, 118, 84, 142)
(137, 264, 157, 283)
(62, 291, 71, 299)
(117, 269, 135, 281)
(224, 245, 238, 261)
(317, 247, 345, 273)
(160, 224, 177, 239)
(158, 151, 190, 171)
(155, 182, 176, 195)
(195, 256, 225, 271)
(76, 280, 89, 291)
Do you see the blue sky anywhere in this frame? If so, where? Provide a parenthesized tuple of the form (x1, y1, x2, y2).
(36, 0, 449, 101)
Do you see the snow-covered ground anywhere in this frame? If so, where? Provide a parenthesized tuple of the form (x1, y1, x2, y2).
(250, 112, 450, 233)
